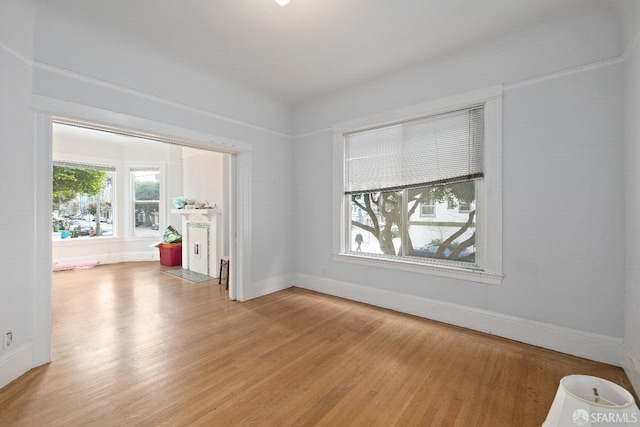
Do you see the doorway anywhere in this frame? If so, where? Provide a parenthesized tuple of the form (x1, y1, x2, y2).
(51, 122, 229, 277)
(33, 104, 252, 366)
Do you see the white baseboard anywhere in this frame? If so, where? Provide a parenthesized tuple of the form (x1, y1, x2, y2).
(293, 273, 624, 367)
(52, 251, 159, 267)
(0, 343, 34, 389)
(243, 273, 295, 301)
(123, 251, 160, 263)
(624, 346, 640, 396)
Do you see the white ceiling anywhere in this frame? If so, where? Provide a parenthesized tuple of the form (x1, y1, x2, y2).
(51, 0, 614, 104)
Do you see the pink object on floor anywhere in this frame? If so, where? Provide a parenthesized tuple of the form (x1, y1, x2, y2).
(52, 260, 98, 271)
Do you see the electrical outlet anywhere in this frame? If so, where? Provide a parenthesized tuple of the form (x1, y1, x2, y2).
(4, 332, 12, 349)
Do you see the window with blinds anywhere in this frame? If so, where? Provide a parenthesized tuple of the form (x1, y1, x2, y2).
(344, 106, 484, 267)
(345, 107, 484, 194)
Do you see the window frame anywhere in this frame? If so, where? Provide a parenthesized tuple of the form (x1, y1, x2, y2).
(332, 86, 503, 285)
(419, 198, 436, 218)
(128, 164, 166, 238)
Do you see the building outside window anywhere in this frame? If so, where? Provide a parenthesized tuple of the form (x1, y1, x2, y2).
(419, 196, 436, 217)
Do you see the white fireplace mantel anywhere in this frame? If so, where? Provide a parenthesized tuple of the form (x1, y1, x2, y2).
(171, 208, 221, 221)
(171, 208, 222, 276)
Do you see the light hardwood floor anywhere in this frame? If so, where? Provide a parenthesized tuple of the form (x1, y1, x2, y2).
(0, 262, 635, 426)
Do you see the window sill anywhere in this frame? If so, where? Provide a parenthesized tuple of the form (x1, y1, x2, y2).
(52, 235, 161, 245)
(53, 235, 115, 244)
(333, 253, 503, 285)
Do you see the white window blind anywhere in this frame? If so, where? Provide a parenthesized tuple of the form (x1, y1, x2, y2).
(345, 106, 484, 193)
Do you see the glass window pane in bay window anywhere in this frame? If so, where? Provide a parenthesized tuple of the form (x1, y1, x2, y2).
(132, 168, 160, 236)
(134, 169, 160, 200)
(134, 202, 160, 236)
(52, 163, 115, 239)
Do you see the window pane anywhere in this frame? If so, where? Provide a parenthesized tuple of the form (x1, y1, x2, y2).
(132, 168, 160, 236)
(408, 181, 476, 264)
(52, 165, 114, 239)
(134, 202, 160, 236)
(349, 191, 402, 256)
(134, 170, 160, 200)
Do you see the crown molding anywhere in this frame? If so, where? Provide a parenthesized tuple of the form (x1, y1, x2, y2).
(0, 41, 292, 140)
(3, 26, 638, 140)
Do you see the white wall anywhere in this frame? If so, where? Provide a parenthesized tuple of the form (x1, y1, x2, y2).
(0, 0, 294, 388)
(292, 4, 630, 366)
(182, 148, 227, 266)
(620, 0, 640, 396)
(31, 2, 291, 136)
(0, 0, 44, 388)
(292, 4, 622, 135)
(182, 149, 224, 209)
(27, 2, 294, 281)
(27, 0, 295, 287)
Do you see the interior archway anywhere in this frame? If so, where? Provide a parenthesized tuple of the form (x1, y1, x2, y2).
(32, 101, 252, 365)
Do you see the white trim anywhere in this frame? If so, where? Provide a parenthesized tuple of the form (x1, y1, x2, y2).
(0, 343, 34, 389)
(3, 32, 637, 142)
(483, 95, 503, 275)
(333, 253, 502, 285)
(294, 274, 624, 366)
(333, 85, 503, 134)
(227, 154, 238, 300)
(294, 127, 332, 139)
(332, 86, 503, 284)
(32, 95, 253, 154)
(233, 150, 252, 302)
(621, 26, 640, 63)
(292, 42, 639, 138)
(36, 64, 289, 139)
(243, 273, 295, 301)
(31, 97, 252, 384)
(0, 40, 34, 66)
(53, 251, 161, 266)
(32, 113, 53, 367)
(0, 40, 287, 139)
(332, 131, 346, 256)
(624, 346, 640, 397)
(504, 56, 624, 92)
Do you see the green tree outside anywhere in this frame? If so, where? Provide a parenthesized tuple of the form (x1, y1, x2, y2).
(351, 180, 475, 259)
(53, 166, 107, 208)
(53, 166, 108, 234)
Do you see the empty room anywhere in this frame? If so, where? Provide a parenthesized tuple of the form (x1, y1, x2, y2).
(1, 0, 640, 425)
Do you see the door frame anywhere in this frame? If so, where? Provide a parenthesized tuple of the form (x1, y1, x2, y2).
(32, 95, 252, 365)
